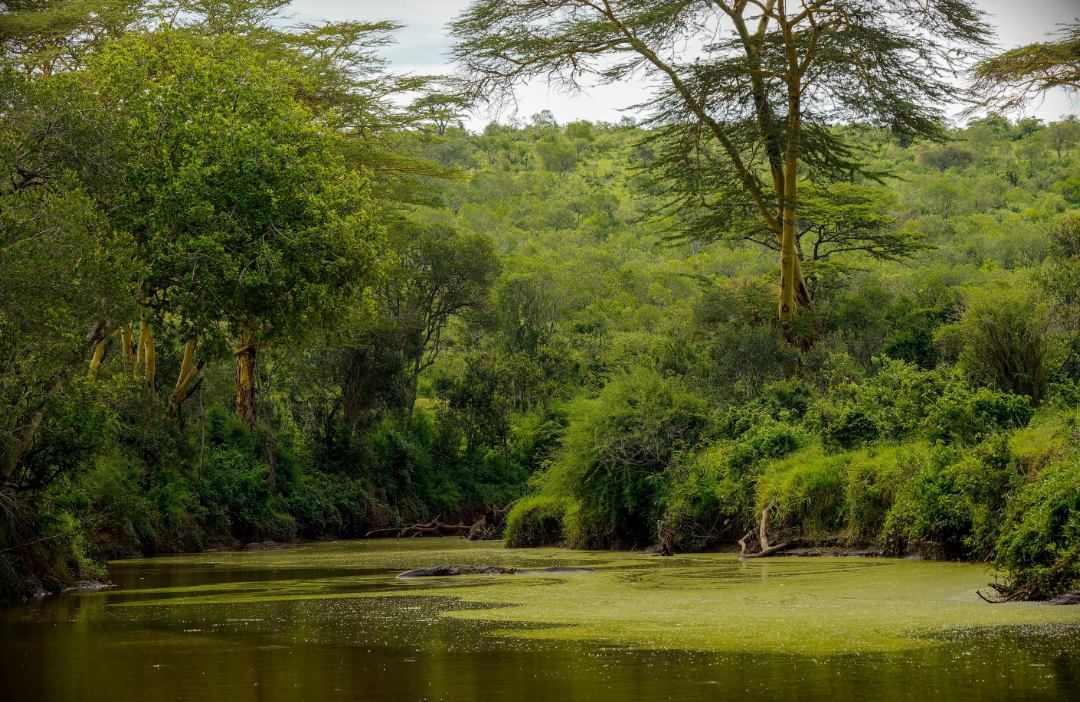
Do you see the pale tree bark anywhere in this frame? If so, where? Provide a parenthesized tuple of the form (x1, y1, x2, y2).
(120, 324, 134, 368)
(88, 336, 109, 378)
(135, 320, 156, 388)
(234, 333, 258, 426)
(166, 338, 203, 418)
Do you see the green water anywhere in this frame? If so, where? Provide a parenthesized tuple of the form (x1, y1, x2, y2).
(2, 538, 1078, 701)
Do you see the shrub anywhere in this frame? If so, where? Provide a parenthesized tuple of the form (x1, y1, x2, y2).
(658, 418, 804, 550)
(842, 444, 910, 542)
(760, 378, 816, 419)
(660, 445, 755, 550)
(504, 495, 575, 547)
(923, 383, 1034, 444)
(725, 418, 804, 472)
(994, 454, 1080, 599)
(821, 407, 879, 451)
(882, 436, 1021, 559)
(755, 448, 847, 539)
(538, 367, 710, 547)
(935, 286, 1061, 405)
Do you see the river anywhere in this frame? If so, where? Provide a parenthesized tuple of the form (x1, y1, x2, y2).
(1, 538, 1078, 701)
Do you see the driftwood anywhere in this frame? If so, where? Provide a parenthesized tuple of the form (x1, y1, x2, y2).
(365, 501, 519, 540)
(738, 504, 789, 559)
(977, 546, 1080, 603)
(466, 500, 518, 541)
(365, 515, 472, 539)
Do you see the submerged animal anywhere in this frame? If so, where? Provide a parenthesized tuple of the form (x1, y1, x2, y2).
(397, 565, 593, 578)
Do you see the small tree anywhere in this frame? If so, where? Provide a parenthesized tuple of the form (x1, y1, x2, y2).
(452, 0, 991, 322)
(338, 220, 501, 423)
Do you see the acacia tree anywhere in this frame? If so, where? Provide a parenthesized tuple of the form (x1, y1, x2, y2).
(90, 31, 380, 425)
(451, 0, 991, 321)
(970, 22, 1080, 113)
(0, 0, 150, 74)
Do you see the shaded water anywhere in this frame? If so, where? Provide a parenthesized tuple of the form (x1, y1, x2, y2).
(1, 538, 1078, 701)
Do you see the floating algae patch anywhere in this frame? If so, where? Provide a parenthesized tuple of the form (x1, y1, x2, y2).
(102, 538, 1080, 655)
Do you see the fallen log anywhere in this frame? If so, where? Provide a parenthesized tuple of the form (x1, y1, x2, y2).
(365, 501, 519, 540)
(365, 516, 473, 539)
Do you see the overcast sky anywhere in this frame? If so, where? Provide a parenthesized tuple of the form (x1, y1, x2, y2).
(290, 0, 1078, 129)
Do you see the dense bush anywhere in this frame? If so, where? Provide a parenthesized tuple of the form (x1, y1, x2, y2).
(881, 436, 1021, 559)
(657, 417, 805, 550)
(4, 80, 1079, 606)
(994, 453, 1080, 599)
(530, 368, 709, 548)
(936, 286, 1061, 405)
(504, 495, 575, 547)
(813, 359, 1034, 449)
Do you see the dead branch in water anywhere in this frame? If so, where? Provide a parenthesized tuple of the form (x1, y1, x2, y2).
(739, 503, 789, 559)
(365, 500, 519, 540)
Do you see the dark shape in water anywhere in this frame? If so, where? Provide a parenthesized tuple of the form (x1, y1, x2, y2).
(398, 565, 593, 578)
(1049, 591, 1080, 605)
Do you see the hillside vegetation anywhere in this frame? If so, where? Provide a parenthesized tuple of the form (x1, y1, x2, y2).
(2, 2, 1078, 603)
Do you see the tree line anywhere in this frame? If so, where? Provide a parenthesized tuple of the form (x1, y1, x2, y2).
(1, 0, 1078, 601)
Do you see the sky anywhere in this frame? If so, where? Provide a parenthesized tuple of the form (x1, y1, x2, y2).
(289, 0, 1079, 130)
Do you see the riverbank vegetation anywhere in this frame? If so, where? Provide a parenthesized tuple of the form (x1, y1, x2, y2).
(1, 1, 1078, 602)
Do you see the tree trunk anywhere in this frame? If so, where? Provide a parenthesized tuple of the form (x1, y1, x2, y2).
(88, 337, 109, 378)
(144, 326, 155, 390)
(166, 339, 203, 418)
(135, 320, 156, 388)
(234, 334, 257, 426)
(120, 324, 134, 368)
(779, 177, 799, 321)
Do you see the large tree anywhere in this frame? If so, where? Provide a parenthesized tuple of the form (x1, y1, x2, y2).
(451, 0, 991, 321)
(0, 0, 149, 74)
(0, 66, 133, 486)
(89, 30, 380, 425)
(337, 220, 500, 426)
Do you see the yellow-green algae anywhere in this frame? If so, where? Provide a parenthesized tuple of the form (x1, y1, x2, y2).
(110, 538, 1080, 655)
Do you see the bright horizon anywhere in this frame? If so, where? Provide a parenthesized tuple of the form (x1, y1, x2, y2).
(289, 0, 1080, 130)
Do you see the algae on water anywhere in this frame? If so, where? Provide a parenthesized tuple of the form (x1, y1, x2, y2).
(110, 539, 1080, 655)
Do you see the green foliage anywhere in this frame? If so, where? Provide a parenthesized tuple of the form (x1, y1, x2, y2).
(935, 285, 1061, 404)
(813, 359, 1033, 449)
(536, 368, 709, 547)
(757, 450, 847, 539)
(534, 133, 577, 173)
(994, 452, 1080, 599)
(1, 0, 1078, 603)
(882, 437, 1022, 560)
(504, 494, 574, 547)
(90, 30, 380, 342)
